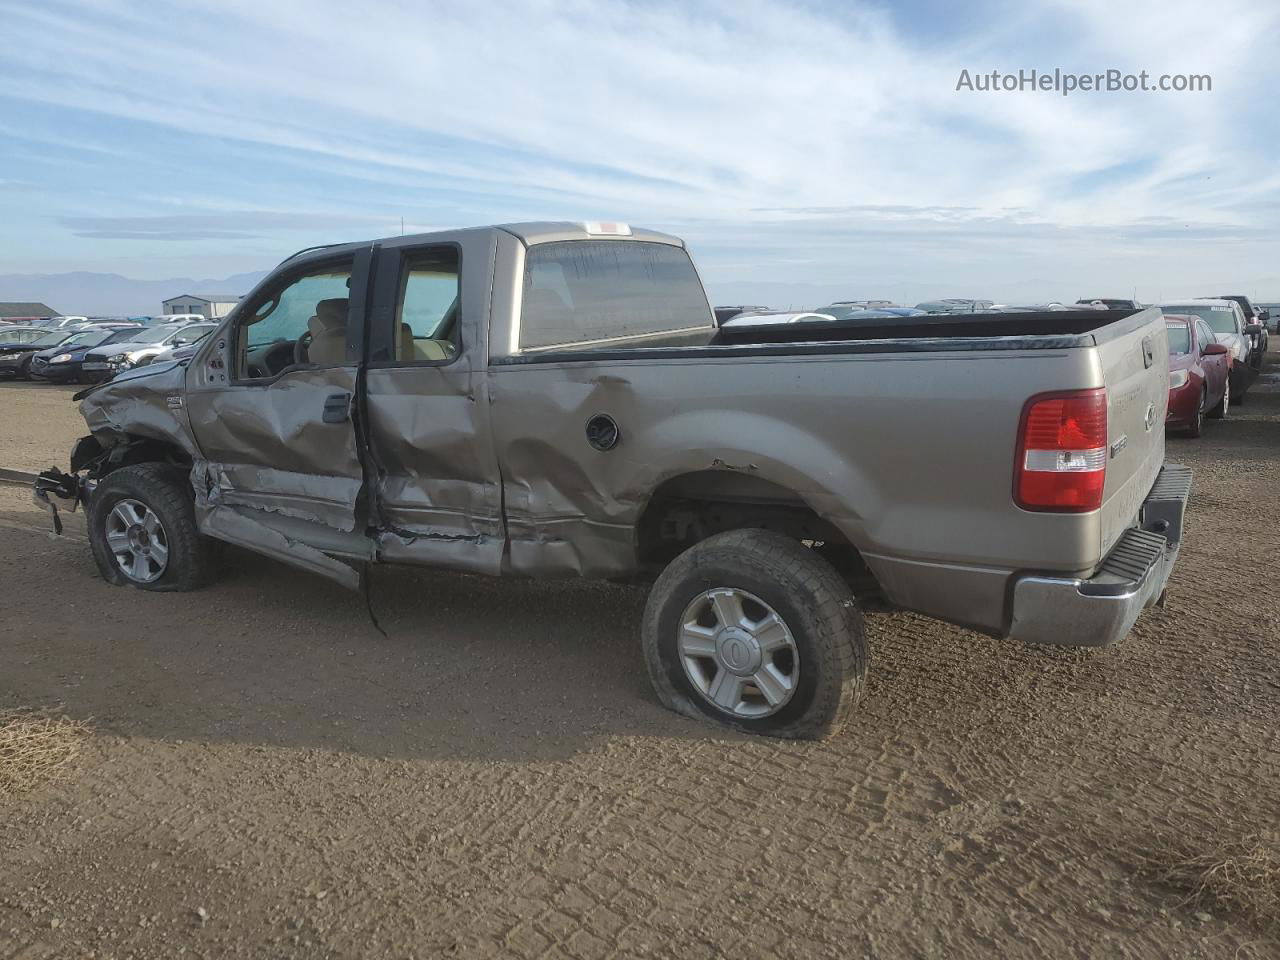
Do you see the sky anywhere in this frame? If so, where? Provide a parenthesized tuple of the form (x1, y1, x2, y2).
(1, 0, 1278, 308)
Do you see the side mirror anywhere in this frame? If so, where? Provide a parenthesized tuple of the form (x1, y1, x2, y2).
(1203, 342, 1229, 356)
(1244, 323, 1263, 336)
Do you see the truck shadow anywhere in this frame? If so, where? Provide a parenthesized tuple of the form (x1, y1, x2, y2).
(1, 520, 725, 762)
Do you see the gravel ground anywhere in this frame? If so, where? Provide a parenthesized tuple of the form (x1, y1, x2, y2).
(0, 380, 84, 473)
(0, 356, 1277, 958)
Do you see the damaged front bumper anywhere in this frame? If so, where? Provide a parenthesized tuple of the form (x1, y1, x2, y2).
(1007, 463, 1192, 647)
(31, 468, 90, 535)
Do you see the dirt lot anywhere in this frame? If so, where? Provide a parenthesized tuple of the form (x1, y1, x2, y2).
(1, 362, 1278, 959)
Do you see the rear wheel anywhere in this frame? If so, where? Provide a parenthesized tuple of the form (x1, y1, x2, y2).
(641, 529, 867, 740)
(17, 355, 33, 380)
(88, 463, 218, 591)
(1207, 376, 1229, 420)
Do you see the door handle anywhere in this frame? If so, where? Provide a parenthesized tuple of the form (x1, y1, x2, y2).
(322, 393, 351, 423)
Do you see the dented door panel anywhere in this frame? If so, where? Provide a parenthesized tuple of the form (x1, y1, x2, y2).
(181, 246, 373, 548)
(487, 348, 1121, 586)
(364, 367, 505, 572)
(362, 232, 506, 574)
(186, 366, 366, 531)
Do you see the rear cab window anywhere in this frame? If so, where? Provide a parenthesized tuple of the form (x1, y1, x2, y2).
(517, 240, 714, 353)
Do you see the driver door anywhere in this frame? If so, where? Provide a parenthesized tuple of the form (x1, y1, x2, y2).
(184, 246, 374, 566)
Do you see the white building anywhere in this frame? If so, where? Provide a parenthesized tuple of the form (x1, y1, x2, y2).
(161, 294, 241, 319)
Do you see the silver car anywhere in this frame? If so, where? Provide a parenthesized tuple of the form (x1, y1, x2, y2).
(79, 322, 217, 381)
(1159, 300, 1255, 399)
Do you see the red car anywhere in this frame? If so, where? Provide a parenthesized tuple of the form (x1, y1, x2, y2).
(1165, 314, 1230, 436)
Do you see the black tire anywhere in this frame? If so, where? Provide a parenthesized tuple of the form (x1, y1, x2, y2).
(1207, 377, 1229, 420)
(1184, 388, 1206, 437)
(17, 355, 33, 381)
(87, 463, 218, 591)
(641, 529, 867, 740)
(1232, 368, 1248, 405)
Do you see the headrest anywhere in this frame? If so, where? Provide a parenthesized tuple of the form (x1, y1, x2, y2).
(312, 298, 349, 331)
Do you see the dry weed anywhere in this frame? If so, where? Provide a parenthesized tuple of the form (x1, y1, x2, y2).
(1149, 831, 1280, 931)
(0, 709, 88, 797)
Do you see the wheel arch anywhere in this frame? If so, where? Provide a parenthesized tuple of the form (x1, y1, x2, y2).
(634, 469, 876, 591)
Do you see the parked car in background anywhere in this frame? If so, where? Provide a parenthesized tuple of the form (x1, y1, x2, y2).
(914, 299, 994, 314)
(713, 306, 770, 324)
(827, 299, 899, 309)
(1209, 295, 1268, 368)
(719, 311, 838, 327)
(153, 313, 208, 324)
(151, 340, 205, 366)
(879, 307, 927, 317)
(30, 327, 146, 383)
(33, 315, 90, 329)
(0, 326, 69, 379)
(1257, 302, 1280, 334)
(1158, 300, 1257, 403)
(988, 303, 1087, 312)
(1164, 314, 1230, 436)
(79, 322, 217, 381)
(148, 333, 220, 366)
(1077, 298, 1141, 309)
(812, 305, 903, 320)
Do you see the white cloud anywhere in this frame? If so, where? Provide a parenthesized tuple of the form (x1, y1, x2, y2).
(1, 0, 1278, 295)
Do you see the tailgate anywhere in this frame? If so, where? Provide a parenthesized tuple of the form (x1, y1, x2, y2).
(1094, 307, 1169, 556)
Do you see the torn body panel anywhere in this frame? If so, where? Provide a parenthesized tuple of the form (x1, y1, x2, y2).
(77, 362, 200, 459)
(184, 364, 365, 532)
(359, 230, 507, 575)
(363, 366, 505, 575)
(486, 359, 873, 577)
(196, 500, 363, 590)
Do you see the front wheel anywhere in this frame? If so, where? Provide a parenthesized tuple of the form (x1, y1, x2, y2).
(641, 529, 867, 740)
(87, 463, 218, 591)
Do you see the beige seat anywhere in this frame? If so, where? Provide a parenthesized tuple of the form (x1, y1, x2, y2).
(307, 298, 349, 364)
(398, 322, 451, 362)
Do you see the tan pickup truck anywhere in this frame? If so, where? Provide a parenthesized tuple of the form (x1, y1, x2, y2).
(37, 221, 1190, 739)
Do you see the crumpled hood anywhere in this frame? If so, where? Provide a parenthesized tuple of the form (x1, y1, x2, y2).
(75, 360, 200, 458)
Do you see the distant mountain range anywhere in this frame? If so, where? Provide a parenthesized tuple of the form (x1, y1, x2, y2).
(0, 270, 271, 316)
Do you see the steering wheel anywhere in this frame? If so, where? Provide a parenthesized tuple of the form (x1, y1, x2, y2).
(294, 330, 312, 366)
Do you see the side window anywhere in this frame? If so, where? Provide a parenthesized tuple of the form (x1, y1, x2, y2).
(1197, 320, 1214, 352)
(393, 247, 460, 363)
(236, 260, 354, 379)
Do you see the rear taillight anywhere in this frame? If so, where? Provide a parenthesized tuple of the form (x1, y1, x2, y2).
(1014, 388, 1107, 512)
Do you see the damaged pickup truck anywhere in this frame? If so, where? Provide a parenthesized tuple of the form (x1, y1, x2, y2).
(37, 221, 1190, 739)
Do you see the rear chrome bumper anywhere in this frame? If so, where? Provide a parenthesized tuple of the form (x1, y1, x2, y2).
(1008, 464, 1192, 647)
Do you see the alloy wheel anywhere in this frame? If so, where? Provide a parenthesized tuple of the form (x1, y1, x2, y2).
(105, 498, 169, 583)
(678, 588, 800, 718)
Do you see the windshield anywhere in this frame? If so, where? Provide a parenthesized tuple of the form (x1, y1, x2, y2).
(1163, 304, 1236, 333)
(31, 330, 74, 347)
(60, 330, 115, 348)
(1165, 324, 1190, 354)
(120, 325, 188, 344)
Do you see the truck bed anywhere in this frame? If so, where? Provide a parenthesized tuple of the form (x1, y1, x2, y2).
(712, 308, 1146, 346)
